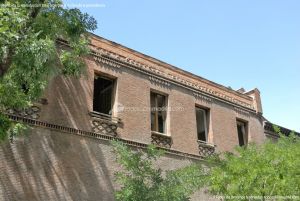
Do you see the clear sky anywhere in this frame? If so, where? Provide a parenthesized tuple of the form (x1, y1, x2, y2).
(64, 0, 300, 132)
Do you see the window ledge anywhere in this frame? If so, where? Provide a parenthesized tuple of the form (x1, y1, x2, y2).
(89, 111, 121, 137)
(197, 140, 215, 148)
(151, 131, 172, 148)
(6, 105, 41, 120)
(89, 111, 121, 124)
(197, 140, 216, 157)
(151, 131, 171, 137)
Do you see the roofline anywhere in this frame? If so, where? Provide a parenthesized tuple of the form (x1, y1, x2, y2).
(88, 32, 254, 101)
(264, 120, 300, 136)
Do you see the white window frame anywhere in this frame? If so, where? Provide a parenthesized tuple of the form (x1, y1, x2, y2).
(150, 91, 168, 134)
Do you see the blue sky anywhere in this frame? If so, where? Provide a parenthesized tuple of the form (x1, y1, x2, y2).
(64, 0, 300, 132)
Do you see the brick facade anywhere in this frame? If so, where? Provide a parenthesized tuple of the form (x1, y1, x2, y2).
(51, 35, 265, 155)
(0, 33, 270, 201)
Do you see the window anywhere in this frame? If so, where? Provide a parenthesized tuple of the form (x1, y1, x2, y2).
(151, 92, 167, 134)
(236, 120, 248, 146)
(93, 74, 115, 115)
(196, 107, 209, 142)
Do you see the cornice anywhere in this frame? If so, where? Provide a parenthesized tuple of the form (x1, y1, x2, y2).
(193, 92, 213, 104)
(93, 54, 122, 69)
(149, 75, 171, 88)
(88, 34, 255, 99)
(234, 107, 251, 118)
(56, 38, 255, 113)
(91, 47, 256, 112)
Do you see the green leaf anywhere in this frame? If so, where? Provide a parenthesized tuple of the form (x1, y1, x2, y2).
(0, 0, 97, 141)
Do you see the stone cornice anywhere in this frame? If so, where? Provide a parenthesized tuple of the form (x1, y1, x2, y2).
(90, 47, 256, 112)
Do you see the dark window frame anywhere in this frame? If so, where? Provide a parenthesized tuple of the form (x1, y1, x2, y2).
(93, 73, 116, 116)
(236, 119, 248, 146)
(195, 106, 210, 142)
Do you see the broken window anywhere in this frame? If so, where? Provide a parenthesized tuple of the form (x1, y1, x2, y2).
(196, 107, 209, 142)
(93, 74, 115, 115)
(236, 120, 248, 146)
(151, 92, 167, 133)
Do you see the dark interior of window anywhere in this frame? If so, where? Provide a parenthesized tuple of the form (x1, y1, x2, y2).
(196, 108, 208, 141)
(151, 92, 166, 133)
(237, 121, 247, 146)
(93, 75, 114, 115)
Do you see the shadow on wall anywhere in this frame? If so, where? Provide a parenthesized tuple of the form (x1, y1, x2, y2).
(0, 127, 117, 201)
(41, 75, 93, 131)
(40, 58, 124, 132)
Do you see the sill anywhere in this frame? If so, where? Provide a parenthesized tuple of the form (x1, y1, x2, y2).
(197, 140, 216, 148)
(89, 111, 121, 124)
(151, 131, 171, 137)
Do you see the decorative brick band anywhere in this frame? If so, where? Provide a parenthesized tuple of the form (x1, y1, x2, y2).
(57, 39, 255, 113)
(91, 120, 118, 137)
(7, 114, 203, 160)
(234, 107, 251, 118)
(6, 106, 41, 120)
(93, 54, 123, 69)
(193, 92, 213, 103)
(149, 76, 171, 88)
(151, 132, 172, 148)
(197, 141, 216, 157)
(91, 47, 255, 111)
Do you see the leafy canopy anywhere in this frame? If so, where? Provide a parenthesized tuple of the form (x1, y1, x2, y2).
(0, 0, 97, 140)
(206, 130, 300, 201)
(113, 128, 300, 201)
(112, 141, 206, 201)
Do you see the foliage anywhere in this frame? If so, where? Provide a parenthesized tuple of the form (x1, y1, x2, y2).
(0, 113, 28, 141)
(206, 132, 300, 201)
(0, 0, 97, 140)
(112, 141, 206, 201)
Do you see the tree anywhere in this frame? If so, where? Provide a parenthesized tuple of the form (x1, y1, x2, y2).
(206, 130, 300, 201)
(0, 0, 97, 140)
(113, 128, 300, 201)
(112, 141, 206, 201)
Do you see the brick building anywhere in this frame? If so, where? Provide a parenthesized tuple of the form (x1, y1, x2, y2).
(0, 33, 296, 201)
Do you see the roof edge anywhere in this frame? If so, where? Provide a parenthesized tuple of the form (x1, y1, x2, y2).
(88, 32, 254, 102)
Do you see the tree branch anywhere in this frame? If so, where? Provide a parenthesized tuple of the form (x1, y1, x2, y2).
(0, 0, 46, 78)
